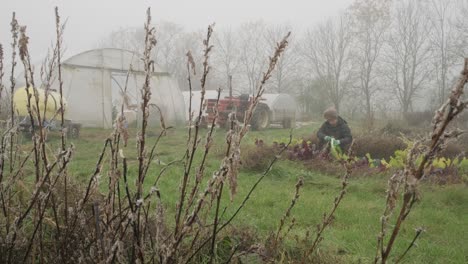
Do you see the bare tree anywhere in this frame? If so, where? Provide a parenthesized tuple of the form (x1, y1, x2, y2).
(302, 14, 354, 112)
(454, 0, 468, 58)
(99, 27, 145, 53)
(238, 21, 268, 94)
(383, 0, 432, 114)
(425, 0, 461, 105)
(264, 24, 298, 93)
(349, 0, 390, 127)
(153, 22, 185, 76)
(296, 78, 329, 117)
(166, 30, 205, 90)
(99, 23, 205, 89)
(213, 27, 240, 92)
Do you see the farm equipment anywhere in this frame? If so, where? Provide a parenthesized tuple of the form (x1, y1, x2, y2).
(13, 86, 81, 138)
(205, 93, 296, 130)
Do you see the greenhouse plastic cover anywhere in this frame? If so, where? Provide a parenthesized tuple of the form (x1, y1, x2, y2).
(16, 48, 186, 128)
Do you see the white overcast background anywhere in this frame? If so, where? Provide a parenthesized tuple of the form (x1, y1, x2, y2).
(1, 0, 352, 64)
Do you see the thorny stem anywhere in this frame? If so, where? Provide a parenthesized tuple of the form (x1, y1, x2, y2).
(301, 142, 355, 263)
(376, 59, 468, 264)
(22, 149, 72, 262)
(224, 244, 241, 264)
(414, 60, 468, 180)
(8, 146, 71, 264)
(18, 24, 53, 263)
(275, 177, 304, 243)
(0, 44, 4, 113)
(106, 63, 132, 226)
(68, 138, 111, 236)
(34, 23, 66, 260)
(381, 189, 412, 262)
(175, 24, 214, 240)
(18, 26, 45, 182)
(375, 171, 403, 264)
(209, 182, 224, 264)
(52, 9, 71, 259)
(143, 125, 170, 182)
(137, 7, 157, 196)
(134, 8, 156, 263)
(137, 8, 153, 200)
(1, 13, 297, 264)
(186, 50, 195, 147)
(181, 33, 291, 264)
(9, 13, 19, 175)
(55, 7, 66, 153)
(185, 88, 221, 216)
(0, 45, 6, 221)
(184, 133, 293, 264)
(395, 227, 424, 264)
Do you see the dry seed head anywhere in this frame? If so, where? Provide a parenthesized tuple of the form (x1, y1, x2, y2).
(10, 12, 19, 42)
(296, 177, 304, 188)
(227, 149, 241, 200)
(186, 51, 196, 75)
(18, 26, 30, 60)
(0, 43, 3, 73)
(386, 172, 403, 212)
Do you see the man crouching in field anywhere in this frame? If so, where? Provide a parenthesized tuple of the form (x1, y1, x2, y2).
(317, 107, 353, 151)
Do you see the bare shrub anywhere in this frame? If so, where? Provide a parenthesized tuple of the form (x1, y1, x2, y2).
(240, 143, 277, 171)
(354, 135, 406, 159)
(403, 111, 434, 127)
(440, 142, 466, 158)
(380, 120, 412, 136)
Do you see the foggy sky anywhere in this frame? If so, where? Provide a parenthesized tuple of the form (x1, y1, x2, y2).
(1, 0, 352, 63)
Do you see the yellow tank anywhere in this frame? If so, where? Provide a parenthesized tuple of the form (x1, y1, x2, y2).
(14, 86, 67, 120)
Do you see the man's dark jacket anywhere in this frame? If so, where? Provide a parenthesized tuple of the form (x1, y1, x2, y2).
(317, 116, 352, 149)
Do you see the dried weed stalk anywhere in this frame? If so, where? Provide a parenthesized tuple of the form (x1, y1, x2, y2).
(300, 142, 355, 263)
(374, 59, 468, 264)
(0, 7, 293, 264)
(258, 176, 304, 261)
(0, 44, 4, 109)
(172, 31, 291, 264)
(275, 177, 304, 244)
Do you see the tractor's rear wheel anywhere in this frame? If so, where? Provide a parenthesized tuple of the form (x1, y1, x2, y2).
(251, 105, 270, 131)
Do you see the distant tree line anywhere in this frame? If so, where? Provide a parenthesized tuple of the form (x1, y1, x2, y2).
(99, 0, 468, 123)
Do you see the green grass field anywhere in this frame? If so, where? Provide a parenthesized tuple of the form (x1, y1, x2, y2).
(35, 124, 468, 263)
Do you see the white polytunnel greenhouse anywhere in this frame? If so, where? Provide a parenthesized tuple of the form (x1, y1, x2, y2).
(16, 48, 186, 128)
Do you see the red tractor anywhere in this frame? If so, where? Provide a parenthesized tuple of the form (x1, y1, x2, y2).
(205, 93, 296, 130)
